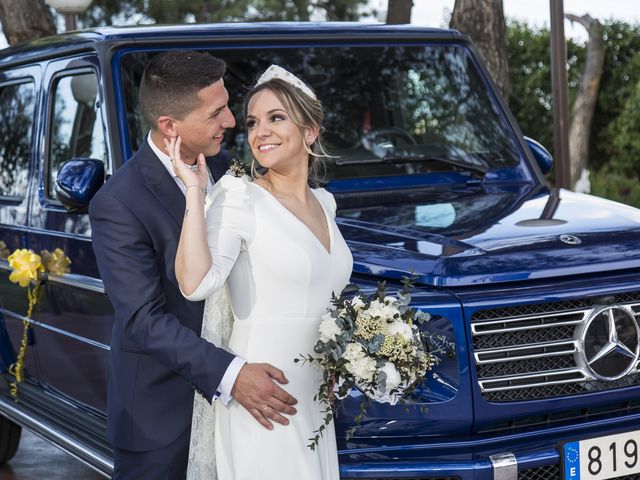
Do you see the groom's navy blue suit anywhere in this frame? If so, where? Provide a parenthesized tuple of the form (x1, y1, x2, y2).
(89, 140, 235, 473)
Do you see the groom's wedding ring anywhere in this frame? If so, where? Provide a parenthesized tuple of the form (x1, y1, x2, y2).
(262, 404, 270, 412)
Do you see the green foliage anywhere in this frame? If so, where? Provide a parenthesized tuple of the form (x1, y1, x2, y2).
(590, 21, 640, 171)
(79, 0, 370, 26)
(507, 19, 640, 209)
(607, 78, 640, 177)
(506, 20, 584, 157)
(590, 168, 640, 209)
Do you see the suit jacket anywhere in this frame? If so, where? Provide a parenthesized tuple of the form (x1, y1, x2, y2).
(89, 141, 235, 452)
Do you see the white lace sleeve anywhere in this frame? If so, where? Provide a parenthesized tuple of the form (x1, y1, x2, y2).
(186, 285, 234, 480)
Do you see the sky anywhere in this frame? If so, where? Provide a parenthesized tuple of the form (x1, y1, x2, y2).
(377, 0, 640, 42)
(1, 1, 639, 48)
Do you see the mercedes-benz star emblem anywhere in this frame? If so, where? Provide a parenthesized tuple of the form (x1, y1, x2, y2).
(579, 306, 640, 381)
(559, 234, 582, 245)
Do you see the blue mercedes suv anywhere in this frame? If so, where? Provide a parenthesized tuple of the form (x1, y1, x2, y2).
(0, 22, 639, 480)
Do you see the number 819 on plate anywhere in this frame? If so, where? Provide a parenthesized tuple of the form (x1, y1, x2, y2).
(563, 430, 640, 479)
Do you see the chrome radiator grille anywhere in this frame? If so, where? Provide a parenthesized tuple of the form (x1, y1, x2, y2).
(471, 293, 640, 402)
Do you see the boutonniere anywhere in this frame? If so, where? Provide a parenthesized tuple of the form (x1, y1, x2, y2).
(229, 158, 248, 178)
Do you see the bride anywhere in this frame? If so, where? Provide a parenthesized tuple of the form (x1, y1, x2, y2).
(168, 66, 353, 479)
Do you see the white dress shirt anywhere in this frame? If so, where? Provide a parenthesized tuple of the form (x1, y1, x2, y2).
(147, 134, 246, 405)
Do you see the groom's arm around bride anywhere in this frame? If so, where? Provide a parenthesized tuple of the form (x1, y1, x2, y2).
(89, 50, 296, 480)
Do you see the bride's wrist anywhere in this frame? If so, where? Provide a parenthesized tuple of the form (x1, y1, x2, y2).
(186, 184, 207, 195)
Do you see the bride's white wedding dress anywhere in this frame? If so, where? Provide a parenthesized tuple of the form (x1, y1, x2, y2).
(185, 174, 353, 480)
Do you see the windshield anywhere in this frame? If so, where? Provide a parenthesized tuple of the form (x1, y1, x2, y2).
(121, 44, 521, 179)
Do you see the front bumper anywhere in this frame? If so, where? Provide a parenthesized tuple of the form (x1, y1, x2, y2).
(339, 410, 640, 479)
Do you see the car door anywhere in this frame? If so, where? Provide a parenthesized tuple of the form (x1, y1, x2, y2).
(0, 65, 41, 387)
(26, 54, 113, 414)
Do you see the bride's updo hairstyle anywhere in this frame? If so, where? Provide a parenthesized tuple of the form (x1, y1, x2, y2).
(243, 73, 331, 184)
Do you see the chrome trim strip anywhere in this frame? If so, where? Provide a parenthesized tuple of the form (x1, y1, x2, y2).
(479, 369, 589, 393)
(0, 307, 110, 351)
(478, 370, 593, 393)
(475, 340, 577, 364)
(471, 309, 589, 335)
(490, 453, 517, 480)
(0, 259, 104, 294)
(0, 396, 113, 477)
(47, 271, 105, 294)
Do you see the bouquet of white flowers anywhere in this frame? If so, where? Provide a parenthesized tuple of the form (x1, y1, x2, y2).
(298, 276, 446, 450)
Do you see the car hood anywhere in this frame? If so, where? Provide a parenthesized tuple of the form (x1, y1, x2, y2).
(336, 187, 640, 287)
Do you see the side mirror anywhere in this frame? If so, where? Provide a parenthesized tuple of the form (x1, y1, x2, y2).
(55, 158, 105, 214)
(524, 136, 553, 175)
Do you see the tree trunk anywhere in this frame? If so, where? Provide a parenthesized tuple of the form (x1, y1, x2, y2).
(386, 0, 412, 24)
(566, 14, 604, 192)
(449, 0, 509, 102)
(0, 0, 56, 45)
(293, 0, 310, 21)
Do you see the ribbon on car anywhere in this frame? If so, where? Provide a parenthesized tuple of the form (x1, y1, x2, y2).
(1, 245, 71, 399)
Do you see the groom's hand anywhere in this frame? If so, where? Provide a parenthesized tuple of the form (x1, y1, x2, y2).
(231, 363, 298, 430)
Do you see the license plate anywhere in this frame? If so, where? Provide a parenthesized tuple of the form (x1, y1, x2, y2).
(563, 430, 640, 479)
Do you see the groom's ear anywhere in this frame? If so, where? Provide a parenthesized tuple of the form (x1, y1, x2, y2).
(157, 115, 178, 138)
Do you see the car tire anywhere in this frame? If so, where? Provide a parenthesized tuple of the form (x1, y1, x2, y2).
(0, 415, 21, 464)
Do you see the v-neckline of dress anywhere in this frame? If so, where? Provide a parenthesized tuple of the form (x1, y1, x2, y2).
(247, 181, 333, 255)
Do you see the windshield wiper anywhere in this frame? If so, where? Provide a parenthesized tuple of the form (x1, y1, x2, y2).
(337, 154, 489, 177)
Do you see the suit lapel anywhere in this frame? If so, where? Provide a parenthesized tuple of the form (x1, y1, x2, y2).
(138, 142, 231, 226)
(138, 142, 186, 227)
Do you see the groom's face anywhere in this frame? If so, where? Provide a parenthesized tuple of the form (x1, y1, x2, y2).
(173, 79, 236, 161)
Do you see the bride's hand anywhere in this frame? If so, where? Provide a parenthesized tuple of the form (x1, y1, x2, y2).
(164, 136, 208, 190)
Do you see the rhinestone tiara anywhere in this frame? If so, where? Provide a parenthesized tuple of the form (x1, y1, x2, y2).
(255, 65, 317, 100)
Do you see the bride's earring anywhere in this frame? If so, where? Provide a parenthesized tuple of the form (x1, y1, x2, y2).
(304, 137, 314, 154)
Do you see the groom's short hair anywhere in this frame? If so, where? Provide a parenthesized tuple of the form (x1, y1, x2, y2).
(139, 50, 226, 130)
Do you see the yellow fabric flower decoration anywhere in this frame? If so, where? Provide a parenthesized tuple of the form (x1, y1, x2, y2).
(7, 249, 45, 287)
(41, 248, 72, 276)
(0, 240, 9, 259)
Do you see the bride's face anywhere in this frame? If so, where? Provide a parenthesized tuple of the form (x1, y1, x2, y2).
(246, 89, 311, 173)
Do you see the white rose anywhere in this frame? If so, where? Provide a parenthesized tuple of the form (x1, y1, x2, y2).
(367, 300, 386, 318)
(387, 320, 414, 341)
(342, 342, 365, 362)
(342, 343, 376, 381)
(383, 296, 397, 305)
(379, 361, 402, 392)
(318, 313, 341, 343)
(381, 304, 401, 320)
(350, 296, 365, 310)
(346, 355, 377, 382)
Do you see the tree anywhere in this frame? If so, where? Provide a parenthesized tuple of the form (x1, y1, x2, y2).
(386, 0, 412, 24)
(79, 0, 370, 26)
(565, 14, 604, 191)
(607, 76, 640, 176)
(0, 0, 55, 46)
(505, 20, 640, 207)
(450, 0, 510, 102)
(506, 21, 584, 157)
(589, 21, 640, 172)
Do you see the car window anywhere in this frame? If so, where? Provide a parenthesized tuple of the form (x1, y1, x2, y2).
(121, 45, 521, 180)
(0, 80, 36, 199)
(48, 72, 108, 199)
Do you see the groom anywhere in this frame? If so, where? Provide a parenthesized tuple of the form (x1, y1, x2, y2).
(90, 51, 297, 479)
